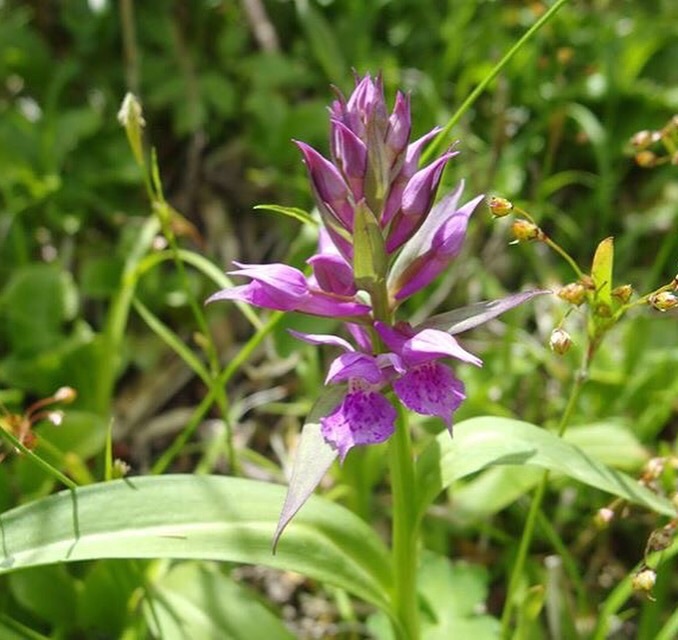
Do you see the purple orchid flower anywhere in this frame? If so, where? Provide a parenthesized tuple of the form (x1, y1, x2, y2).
(208, 73, 545, 467)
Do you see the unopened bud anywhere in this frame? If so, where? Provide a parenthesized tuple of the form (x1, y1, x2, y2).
(488, 196, 513, 217)
(45, 411, 64, 426)
(595, 507, 615, 528)
(54, 386, 77, 403)
(558, 282, 587, 306)
(630, 130, 658, 149)
(649, 291, 678, 312)
(645, 457, 664, 479)
(511, 219, 542, 242)
(112, 458, 132, 479)
(612, 284, 633, 304)
(635, 150, 657, 168)
(671, 152, 678, 166)
(118, 92, 146, 168)
(672, 493, 678, 511)
(632, 568, 656, 593)
(549, 328, 572, 355)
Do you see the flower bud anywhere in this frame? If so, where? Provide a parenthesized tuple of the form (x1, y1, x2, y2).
(635, 150, 657, 168)
(511, 219, 541, 242)
(671, 152, 678, 166)
(629, 130, 658, 149)
(549, 328, 572, 355)
(117, 93, 146, 168)
(594, 507, 615, 528)
(632, 568, 656, 594)
(558, 282, 587, 306)
(112, 458, 131, 479)
(649, 291, 678, 312)
(54, 386, 77, 403)
(488, 196, 513, 217)
(45, 410, 64, 426)
(612, 284, 633, 304)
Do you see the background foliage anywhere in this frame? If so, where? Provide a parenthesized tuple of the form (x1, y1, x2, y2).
(0, 0, 677, 638)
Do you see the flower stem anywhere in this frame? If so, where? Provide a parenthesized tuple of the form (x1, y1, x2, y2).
(388, 405, 420, 640)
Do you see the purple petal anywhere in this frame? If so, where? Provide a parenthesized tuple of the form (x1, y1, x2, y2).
(385, 91, 411, 161)
(393, 362, 465, 429)
(321, 386, 396, 461)
(330, 120, 367, 199)
(374, 321, 413, 354)
(392, 192, 485, 300)
(308, 253, 356, 296)
(402, 328, 482, 367)
(229, 262, 308, 296)
(288, 330, 355, 352)
(346, 323, 373, 353)
(297, 293, 371, 318)
(385, 153, 458, 253)
(207, 282, 298, 311)
(295, 141, 354, 230)
(326, 352, 384, 385)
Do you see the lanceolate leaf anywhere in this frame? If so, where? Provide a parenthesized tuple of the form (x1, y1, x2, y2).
(415, 417, 675, 523)
(273, 386, 342, 549)
(591, 236, 614, 309)
(0, 475, 392, 611)
(418, 290, 549, 335)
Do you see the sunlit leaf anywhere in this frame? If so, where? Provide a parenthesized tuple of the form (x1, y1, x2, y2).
(591, 236, 614, 309)
(253, 204, 317, 226)
(415, 417, 675, 522)
(0, 475, 392, 611)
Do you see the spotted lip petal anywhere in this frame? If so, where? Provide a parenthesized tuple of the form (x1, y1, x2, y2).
(393, 361, 465, 429)
(320, 386, 396, 461)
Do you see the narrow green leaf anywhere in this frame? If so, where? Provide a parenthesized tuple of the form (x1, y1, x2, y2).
(415, 417, 675, 522)
(591, 236, 614, 309)
(0, 475, 392, 612)
(253, 204, 317, 227)
(273, 386, 341, 549)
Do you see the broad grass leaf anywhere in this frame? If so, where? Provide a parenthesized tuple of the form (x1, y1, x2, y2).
(415, 417, 675, 522)
(0, 475, 392, 612)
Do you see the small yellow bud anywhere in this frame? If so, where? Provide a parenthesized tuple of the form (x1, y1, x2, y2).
(671, 152, 678, 166)
(649, 291, 678, 312)
(549, 328, 572, 355)
(511, 219, 542, 242)
(635, 150, 657, 168)
(54, 386, 77, 403)
(671, 493, 678, 511)
(632, 568, 656, 593)
(488, 196, 513, 217)
(558, 282, 587, 306)
(612, 284, 633, 304)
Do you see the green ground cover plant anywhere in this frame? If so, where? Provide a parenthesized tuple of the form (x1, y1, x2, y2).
(1, 1, 677, 638)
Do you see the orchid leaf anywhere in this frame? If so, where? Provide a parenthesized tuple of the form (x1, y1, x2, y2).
(0, 475, 392, 611)
(591, 236, 614, 309)
(273, 386, 342, 549)
(253, 204, 317, 227)
(418, 290, 550, 335)
(415, 417, 675, 523)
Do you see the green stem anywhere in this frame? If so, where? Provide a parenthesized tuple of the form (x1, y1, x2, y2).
(500, 356, 586, 636)
(422, 0, 572, 164)
(0, 426, 77, 491)
(388, 406, 420, 640)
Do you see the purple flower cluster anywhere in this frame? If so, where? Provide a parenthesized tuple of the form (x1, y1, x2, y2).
(208, 74, 489, 460)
